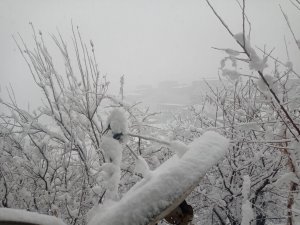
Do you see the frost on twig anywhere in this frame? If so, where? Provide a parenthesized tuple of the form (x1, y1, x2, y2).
(256, 74, 278, 95)
(241, 175, 254, 225)
(134, 156, 151, 179)
(234, 33, 268, 72)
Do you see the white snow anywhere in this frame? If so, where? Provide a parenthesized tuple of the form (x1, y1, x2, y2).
(242, 175, 251, 199)
(222, 69, 241, 81)
(256, 74, 278, 94)
(98, 163, 121, 200)
(106, 108, 128, 135)
(134, 156, 152, 179)
(220, 56, 237, 70)
(101, 136, 123, 164)
(225, 48, 240, 56)
(241, 200, 254, 225)
(274, 172, 299, 187)
(286, 61, 293, 70)
(100, 136, 123, 200)
(234, 33, 268, 71)
(170, 140, 189, 158)
(88, 131, 229, 225)
(92, 185, 103, 195)
(0, 208, 66, 225)
(241, 175, 254, 225)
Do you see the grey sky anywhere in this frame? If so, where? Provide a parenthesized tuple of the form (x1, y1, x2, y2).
(0, 0, 299, 107)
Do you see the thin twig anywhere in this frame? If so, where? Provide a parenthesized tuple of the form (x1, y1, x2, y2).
(127, 132, 171, 146)
(206, 0, 300, 139)
(242, 0, 246, 49)
(279, 5, 300, 50)
(126, 144, 138, 159)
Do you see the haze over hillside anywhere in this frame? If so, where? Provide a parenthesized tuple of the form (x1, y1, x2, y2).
(126, 79, 221, 109)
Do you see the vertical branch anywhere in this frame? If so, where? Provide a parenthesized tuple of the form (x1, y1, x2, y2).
(242, 0, 246, 48)
(120, 75, 124, 101)
(280, 5, 300, 51)
(284, 36, 290, 61)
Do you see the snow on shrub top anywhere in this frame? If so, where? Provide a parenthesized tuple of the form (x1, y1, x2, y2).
(106, 108, 128, 135)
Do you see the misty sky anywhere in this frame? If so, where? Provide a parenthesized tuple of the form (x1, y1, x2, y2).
(0, 0, 299, 107)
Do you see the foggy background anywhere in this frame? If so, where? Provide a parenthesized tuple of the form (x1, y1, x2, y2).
(1, 0, 299, 108)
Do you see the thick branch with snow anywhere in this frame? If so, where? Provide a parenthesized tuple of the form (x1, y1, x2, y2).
(88, 131, 229, 225)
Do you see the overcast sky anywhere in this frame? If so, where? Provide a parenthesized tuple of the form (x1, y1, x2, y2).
(0, 0, 299, 107)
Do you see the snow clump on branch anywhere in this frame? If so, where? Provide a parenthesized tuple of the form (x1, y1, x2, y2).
(101, 136, 123, 164)
(107, 108, 128, 135)
(241, 175, 254, 225)
(170, 140, 189, 158)
(134, 156, 151, 179)
(222, 69, 241, 81)
(88, 131, 229, 225)
(234, 33, 268, 71)
(256, 74, 278, 94)
(98, 136, 123, 200)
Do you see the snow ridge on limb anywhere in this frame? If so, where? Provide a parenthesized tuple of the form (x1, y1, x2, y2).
(88, 131, 229, 225)
(0, 208, 67, 225)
